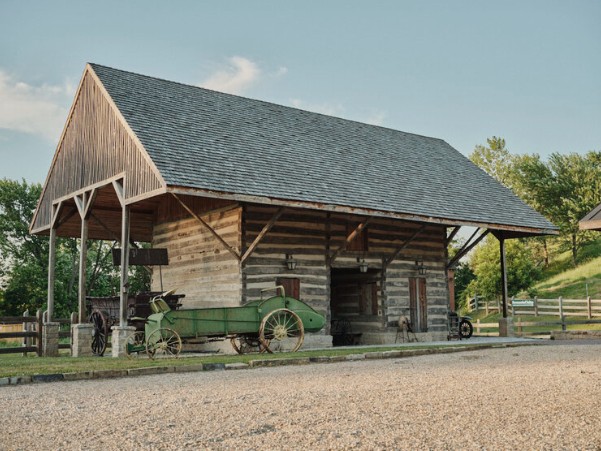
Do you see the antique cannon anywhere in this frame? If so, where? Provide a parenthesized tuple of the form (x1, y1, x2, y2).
(125, 287, 326, 358)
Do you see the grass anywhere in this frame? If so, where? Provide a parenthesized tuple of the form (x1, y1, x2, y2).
(533, 255, 601, 298)
(0, 344, 478, 378)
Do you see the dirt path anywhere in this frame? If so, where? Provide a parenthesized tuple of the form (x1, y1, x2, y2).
(1, 343, 600, 450)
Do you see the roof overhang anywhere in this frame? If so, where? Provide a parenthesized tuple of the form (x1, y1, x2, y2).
(579, 202, 601, 231)
(167, 185, 559, 238)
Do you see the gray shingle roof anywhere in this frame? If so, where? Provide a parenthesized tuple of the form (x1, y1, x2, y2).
(90, 63, 556, 234)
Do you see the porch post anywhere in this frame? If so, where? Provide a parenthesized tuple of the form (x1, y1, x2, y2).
(498, 233, 513, 337)
(119, 203, 130, 327)
(78, 214, 89, 323)
(47, 225, 56, 321)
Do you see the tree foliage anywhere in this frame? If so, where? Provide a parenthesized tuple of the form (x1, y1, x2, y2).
(0, 178, 150, 317)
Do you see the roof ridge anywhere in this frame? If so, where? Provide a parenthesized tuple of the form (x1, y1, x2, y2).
(88, 62, 447, 145)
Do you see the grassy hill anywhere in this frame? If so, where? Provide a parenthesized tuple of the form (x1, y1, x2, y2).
(533, 237, 601, 299)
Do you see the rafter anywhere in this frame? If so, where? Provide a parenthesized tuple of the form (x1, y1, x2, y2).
(329, 217, 372, 265)
(241, 207, 285, 263)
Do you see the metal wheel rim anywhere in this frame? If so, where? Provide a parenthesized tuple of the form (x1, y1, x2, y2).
(125, 331, 146, 359)
(145, 328, 182, 359)
(259, 308, 304, 353)
(89, 310, 108, 356)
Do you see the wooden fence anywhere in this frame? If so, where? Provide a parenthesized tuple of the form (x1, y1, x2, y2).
(469, 297, 601, 319)
(0, 310, 74, 356)
(472, 317, 601, 337)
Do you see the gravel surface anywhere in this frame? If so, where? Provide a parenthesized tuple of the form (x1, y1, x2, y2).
(1, 343, 600, 450)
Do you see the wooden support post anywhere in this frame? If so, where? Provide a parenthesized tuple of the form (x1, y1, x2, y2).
(587, 296, 592, 319)
(78, 214, 88, 324)
(511, 296, 515, 316)
(534, 296, 539, 317)
(47, 226, 56, 322)
(499, 235, 508, 318)
(329, 217, 372, 265)
(558, 296, 563, 319)
(120, 204, 130, 327)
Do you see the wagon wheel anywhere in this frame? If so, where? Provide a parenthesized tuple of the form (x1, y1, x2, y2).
(259, 308, 304, 353)
(125, 331, 146, 359)
(230, 335, 269, 354)
(146, 328, 182, 359)
(459, 319, 473, 339)
(89, 309, 108, 356)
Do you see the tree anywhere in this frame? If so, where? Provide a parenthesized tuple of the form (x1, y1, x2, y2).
(466, 235, 541, 302)
(469, 137, 517, 187)
(0, 178, 150, 317)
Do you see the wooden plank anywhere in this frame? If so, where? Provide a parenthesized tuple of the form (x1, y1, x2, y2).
(171, 193, 241, 261)
(241, 207, 285, 263)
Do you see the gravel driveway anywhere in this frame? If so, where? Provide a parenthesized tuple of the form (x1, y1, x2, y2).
(1, 343, 600, 450)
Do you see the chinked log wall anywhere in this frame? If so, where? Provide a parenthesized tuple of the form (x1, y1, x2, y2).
(242, 205, 449, 334)
(152, 207, 242, 308)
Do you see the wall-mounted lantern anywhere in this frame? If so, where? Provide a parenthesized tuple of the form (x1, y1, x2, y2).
(415, 260, 426, 276)
(285, 254, 297, 270)
(358, 258, 368, 273)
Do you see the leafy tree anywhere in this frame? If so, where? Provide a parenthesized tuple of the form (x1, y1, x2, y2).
(466, 235, 541, 302)
(0, 178, 150, 317)
(469, 137, 517, 187)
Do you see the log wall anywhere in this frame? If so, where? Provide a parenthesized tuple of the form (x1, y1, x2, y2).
(151, 207, 242, 309)
(242, 205, 449, 335)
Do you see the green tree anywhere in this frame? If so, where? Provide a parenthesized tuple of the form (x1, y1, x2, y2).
(469, 137, 517, 187)
(466, 235, 541, 301)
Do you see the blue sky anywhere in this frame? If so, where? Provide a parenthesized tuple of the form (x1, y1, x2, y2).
(1, 0, 600, 183)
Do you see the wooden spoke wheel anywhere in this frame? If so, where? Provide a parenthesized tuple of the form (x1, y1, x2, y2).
(259, 308, 304, 353)
(125, 331, 146, 359)
(459, 319, 473, 339)
(89, 309, 108, 356)
(146, 328, 182, 359)
(230, 335, 268, 354)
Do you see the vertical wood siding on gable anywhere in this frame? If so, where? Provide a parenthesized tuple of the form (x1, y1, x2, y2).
(151, 207, 242, 309)
(32, 71, 163, 231)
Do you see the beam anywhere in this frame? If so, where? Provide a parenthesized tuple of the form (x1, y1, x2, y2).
(445, 226, 461, 246)
(383, 225, 426, 268)
(329, 217, 372, 265)
(240, 207, 285, 263)
(171, 193, 241, 261)
(119, 204, 130, 326)
(446, 229, 490, 269)
(499, 233, 508, 318)
(78, 214, 89, 324)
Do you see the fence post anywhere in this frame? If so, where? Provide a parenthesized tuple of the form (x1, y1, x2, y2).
(36, 309, 43, 357)
(559, 296, 563, 319)
(497, 297, 501, 313)
(561, 315, 566, 331)
(22, 309, 29, 357)
(587, 296, 592, 319)
(476, 319, 480, 334)
(534, 296, 538, 317)
(485, 301, 489, 316)
(511, 297, 515, 316)
(517, 316, 522, 336)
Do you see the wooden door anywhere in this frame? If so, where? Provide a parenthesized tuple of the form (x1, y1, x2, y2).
(276, 277, 300, 299)
(409, 277, 427, 332)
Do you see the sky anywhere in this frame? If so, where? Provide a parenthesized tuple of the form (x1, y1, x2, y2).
(0, 0, 600, 184)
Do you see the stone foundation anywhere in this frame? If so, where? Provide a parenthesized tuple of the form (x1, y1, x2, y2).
(111, 326, 137, 358)
(71, 324, 94, 357)
(499, 317, 515, 337)
(42, 322, 60, 357)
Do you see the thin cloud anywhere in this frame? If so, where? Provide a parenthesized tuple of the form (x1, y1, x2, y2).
(364, 111, 386, 126)
(0, 70, 72, 142)
(200, 56, 261, 95)
(289, 98, 345, 117)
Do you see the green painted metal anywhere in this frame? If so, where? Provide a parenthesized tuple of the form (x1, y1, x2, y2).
(138, 293, 326, 350)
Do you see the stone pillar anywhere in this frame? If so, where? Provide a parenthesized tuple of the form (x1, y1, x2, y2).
(498, 317, 515, 337)
(111, 325, 136, 358)
(71, 323, 94, 357)
(42, 322, 60, 357)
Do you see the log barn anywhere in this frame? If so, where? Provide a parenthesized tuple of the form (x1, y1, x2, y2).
(30, 63, 557, 356)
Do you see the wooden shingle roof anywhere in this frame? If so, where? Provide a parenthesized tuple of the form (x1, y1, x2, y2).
(34, 63, 558, 237)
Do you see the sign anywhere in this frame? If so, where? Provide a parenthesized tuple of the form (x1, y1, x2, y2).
(512, 299, 534, 307)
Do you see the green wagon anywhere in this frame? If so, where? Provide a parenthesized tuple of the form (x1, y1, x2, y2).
(125, 287, 326, 358)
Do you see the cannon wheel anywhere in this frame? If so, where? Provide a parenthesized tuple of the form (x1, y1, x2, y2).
(89, 309, 108, 356)
(146, 328, 182, 359)
(125, 331, 146, 359)
(259, 308, 304, 353)
(230, 335, 269, 354)
(459, 319, 473, 339)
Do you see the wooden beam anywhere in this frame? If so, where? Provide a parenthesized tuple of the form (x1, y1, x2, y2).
(445, 226, 461, 246)
(78, 215, 89, 324)
(240, 207, 285, 263)
(499, 233, 508, 318)
(119, 204, 130, 327)
(329, 217, 372, 265)
(47, 226, 56, 322)
(447, 229, 490, 269)
(112, 179, 125, 207)
(384, 225, 426, 268)
(171, 193, 241, 261)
